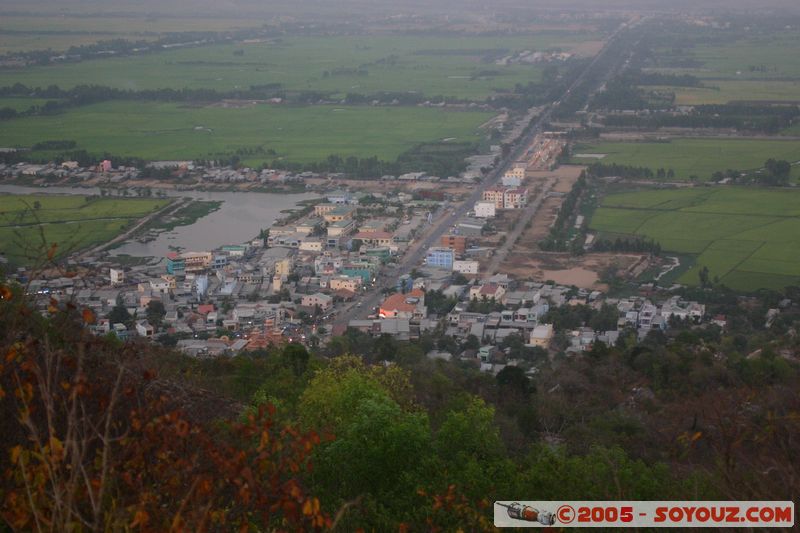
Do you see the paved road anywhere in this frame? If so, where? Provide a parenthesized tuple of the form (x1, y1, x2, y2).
(482, 178, 556, 278)
(332, 19, 635, 330)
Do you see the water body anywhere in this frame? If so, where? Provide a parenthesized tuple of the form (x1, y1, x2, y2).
(0, 184, 318, 258)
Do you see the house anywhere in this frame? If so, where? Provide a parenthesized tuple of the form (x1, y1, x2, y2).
(329, 276, 362, 292)
(469, 283, 505, 302)
(327, 190, 353, 204)
(135, 320, 154, 338)
(322, 206, 356, 223)
(474, 201, 496, 219)
(301, 293, 333, 311)
(425, 247, 455, 270)
(379, 289, 426, 320)
(529, 324, 554, 348)
(299, 239, 324, 252)
(222, 245, 247, 257)
(353, 231, 393, 247)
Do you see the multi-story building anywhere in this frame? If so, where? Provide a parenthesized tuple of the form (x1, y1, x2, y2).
(322, 206, 357, 223)
(327, 218, 356, 238)
(313, 203, 338, 216)
(502, 164, 525, 186)
(166, 254, 185, 275)
(482, 187, 506, 209)
(274, 258, 293, 278)
(329, 276, 362, 292)
(425, 247, 455, 270)
(503, 188, 528, 209)
(474, 201, 496, 219)
(182, 251, 212, 273)
(441, 234, 467, 255)
(109, 268, 125, 285)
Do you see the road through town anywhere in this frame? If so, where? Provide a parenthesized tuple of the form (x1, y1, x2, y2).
(332, 19, 636, 330)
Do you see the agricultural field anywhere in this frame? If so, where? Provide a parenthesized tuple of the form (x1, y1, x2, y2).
(0, 101, 493, 166)
(0, 97, 59, 111)
(0, 13, 264, 54)
(589, 187, 800, 291)
(643, 30, 800, 103)
(643, 81, 800, 105)
(0, 34, 599, 99)
(0, 194, 169, 266)
(571, 138, 800, 180)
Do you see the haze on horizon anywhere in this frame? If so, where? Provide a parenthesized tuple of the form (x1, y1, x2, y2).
(5, 0, 800, 17)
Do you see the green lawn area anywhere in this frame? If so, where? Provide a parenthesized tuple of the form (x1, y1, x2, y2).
(0, 101, 493, 165)
(571, 138, 800, 181)
(643, 81, 800, 105)
(0, 34, 598, 99)
(590, 187, 800, 291)
(0, 194, 169, 266)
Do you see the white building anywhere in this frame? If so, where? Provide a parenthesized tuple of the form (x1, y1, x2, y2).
(474, 201, 496, 219)
(109, 268, 125, 285)
(453, 260, 479, 275)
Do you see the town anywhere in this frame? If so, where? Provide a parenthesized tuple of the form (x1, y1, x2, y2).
(12, 145, 719, 375)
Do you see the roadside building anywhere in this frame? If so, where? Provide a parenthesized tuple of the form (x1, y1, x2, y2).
(425, 247, 455, 270)
(440, 234, 467, 255)
(301, 293, 333, 311)
(379, 289, 426, 319)
(474, 201, 496, 219)
(482, 187, 506, 209)
(503, 188, 528, 209)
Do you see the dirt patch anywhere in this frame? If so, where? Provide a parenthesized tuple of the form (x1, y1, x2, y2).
(501, 251, 644, 290)
(541, 267, 599, 287)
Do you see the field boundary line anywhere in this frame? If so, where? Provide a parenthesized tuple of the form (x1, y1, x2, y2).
(720, 241, 767, 283)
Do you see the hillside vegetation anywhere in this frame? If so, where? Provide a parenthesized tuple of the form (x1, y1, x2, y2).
(2, 275, 799, 530)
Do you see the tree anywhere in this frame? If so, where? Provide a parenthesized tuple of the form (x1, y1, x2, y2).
(698, 266, 711, 288)
(146, 299, 166, 328)
(0, 290, 331, 531)
(108, 295, 132, 327)
(283, 342, 310, 377)
(496, 365, 534, 399)
(462, 334, 481, 351)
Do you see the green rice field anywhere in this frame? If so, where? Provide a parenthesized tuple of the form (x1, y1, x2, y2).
(0, 194, 169, 266)
(0, 101, 494, 166)
(590, 187, 800, 291)
(0, 34, 597, 100)
(571, 138, 800, 181)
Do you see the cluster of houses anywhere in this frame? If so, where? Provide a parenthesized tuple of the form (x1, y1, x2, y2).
(344, 270, 711, 374)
